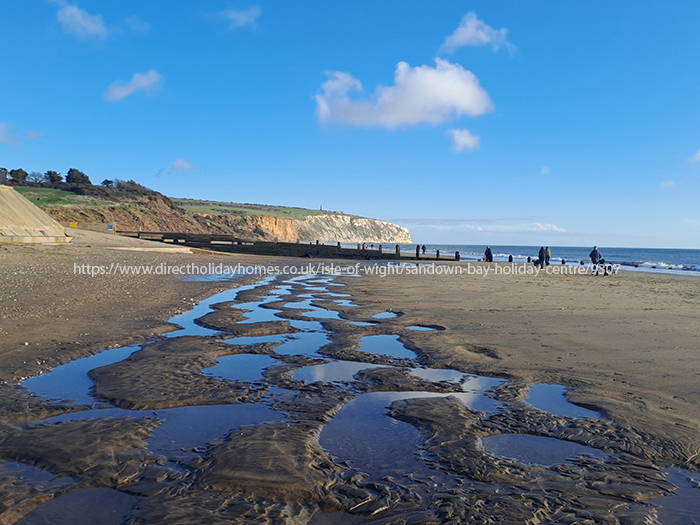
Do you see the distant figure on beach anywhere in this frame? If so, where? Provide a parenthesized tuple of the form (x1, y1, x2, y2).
(561, 259, 566, 265)
(545, 247, 551, 265)
(590, 246, 603, 275)
(395, 244, 400, 256)
(455, 251, 461, 261)
(508, 255, 513, 262)
(538, 247, 546, 269)
(416, 245, 420, 259)
(527, 256, 531, 263)
(484, 246, 493, 262)
(436, 250, 440, 260)
(421, 245, 426, 254)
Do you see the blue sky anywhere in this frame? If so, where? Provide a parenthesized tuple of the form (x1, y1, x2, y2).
(1, 1, 700, 248)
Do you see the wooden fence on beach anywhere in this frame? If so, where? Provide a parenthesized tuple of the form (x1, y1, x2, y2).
(116, 231, 447, 260)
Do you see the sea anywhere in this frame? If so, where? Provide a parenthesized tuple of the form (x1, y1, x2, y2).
(389, 245, 700, 275)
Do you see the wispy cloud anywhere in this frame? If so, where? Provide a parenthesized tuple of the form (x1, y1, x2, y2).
(685, 219, 700, 228)
(221, 6, 261, 29)
(440, 12, 515, 55)
(540, 166, 550, 176)
(395, 218, 566, 234)
(0, 123, 20, 146)
(104, 70, 164, 102)
(0, 124, 44, 145)
(25, 130, 45, 140)
(170, 158, 194, 172)
(125, 15, 151, 34)
(446, 128, 480, 152)
(52, 0, 109, 40)
(316, 59, 493, 129)
(660, 180, 676, 189)
(689, 149, 700, 163)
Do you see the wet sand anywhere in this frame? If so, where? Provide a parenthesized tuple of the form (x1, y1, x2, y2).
(1, 232, 699, 523)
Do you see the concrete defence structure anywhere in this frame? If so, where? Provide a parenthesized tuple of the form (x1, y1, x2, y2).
(0, 185, 72, 243)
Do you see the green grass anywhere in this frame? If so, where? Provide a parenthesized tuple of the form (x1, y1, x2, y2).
(172, 198, 333, 219)
(13, 187, 103, 208)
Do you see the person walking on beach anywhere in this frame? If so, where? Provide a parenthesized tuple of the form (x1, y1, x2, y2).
(484, 246, 493, 262)
(538, 247, 546, 269)
(589, 246, 602, 275)
(545, 247, 551, 266)
(421, 245, 426, 254)
(455, 251, 461, 261)
(416, 245, 420, 259)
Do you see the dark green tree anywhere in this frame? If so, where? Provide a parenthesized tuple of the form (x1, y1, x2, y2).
(0, 168, 8, 184)
(66, 168, 91, 185)
(9, 168, 28, 182)
(101, 179, 114, 187)
(45, 170, 63, 183)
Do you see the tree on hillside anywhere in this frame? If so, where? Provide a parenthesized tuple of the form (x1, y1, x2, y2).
(9, 168, 28, 182)
(27, 171, 48, 183)
(0, 168, 7, 184)
(45, 170, 63, 183)
(101, 179, 114, 187)
(66, 168, 91, 185)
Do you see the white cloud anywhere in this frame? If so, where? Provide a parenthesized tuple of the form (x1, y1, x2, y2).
(104, 70, 164, 102)
(440, 12, 515, 55)
(689, 149, 700, 163)
(315, 59, 493, 129)
(446, 128, 480, 152)
(660, 180, 676, 189)
(170, 159, 194, 172)
(685, 219, 700, 228)
(125, 15, 151, 34)
(222, 6, 261, 29)
(540, 166, 550, 176)
(396, 218, 566, 234)
(0, 123, 20, 146)
(52, 0, 109, 40)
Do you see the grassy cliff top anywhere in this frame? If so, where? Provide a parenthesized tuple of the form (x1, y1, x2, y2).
(172, 198, 334, 219)
(14, 186, 107, 208)
(13, 186, 345, 221)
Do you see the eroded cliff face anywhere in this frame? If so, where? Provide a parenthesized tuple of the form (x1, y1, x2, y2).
(44, 195, 210, 234)
(195, 213, 411, 244)
(296, 214, 412, 244)
(34, 192, 410, 244)
(192, 213, 299, 242)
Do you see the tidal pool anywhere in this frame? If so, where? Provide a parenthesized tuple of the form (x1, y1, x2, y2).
(358, 335, 415, 359)
(273, 332, 330, 356)
(202, 354, 278, 382)
(321, 389, 501, 479)
(17, 488, 137, 525)
(293, 361, 390, 383)
(409, 368, 466, 384)
(480, 434, 607, 466)
(655, 467, 700, 523)
(526, 384, 600, 419)
(22, 345, 141, 405)
(39, 403, 285, 458)
(372, 312, 399, 319)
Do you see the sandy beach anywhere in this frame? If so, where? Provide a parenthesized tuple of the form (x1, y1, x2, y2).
(1, 231, 699, 524)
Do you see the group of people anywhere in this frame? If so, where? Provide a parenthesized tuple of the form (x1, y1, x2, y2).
(535, 246, 552, 268)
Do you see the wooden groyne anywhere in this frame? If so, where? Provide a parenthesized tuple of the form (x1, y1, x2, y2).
(116, 231, 425, 260)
